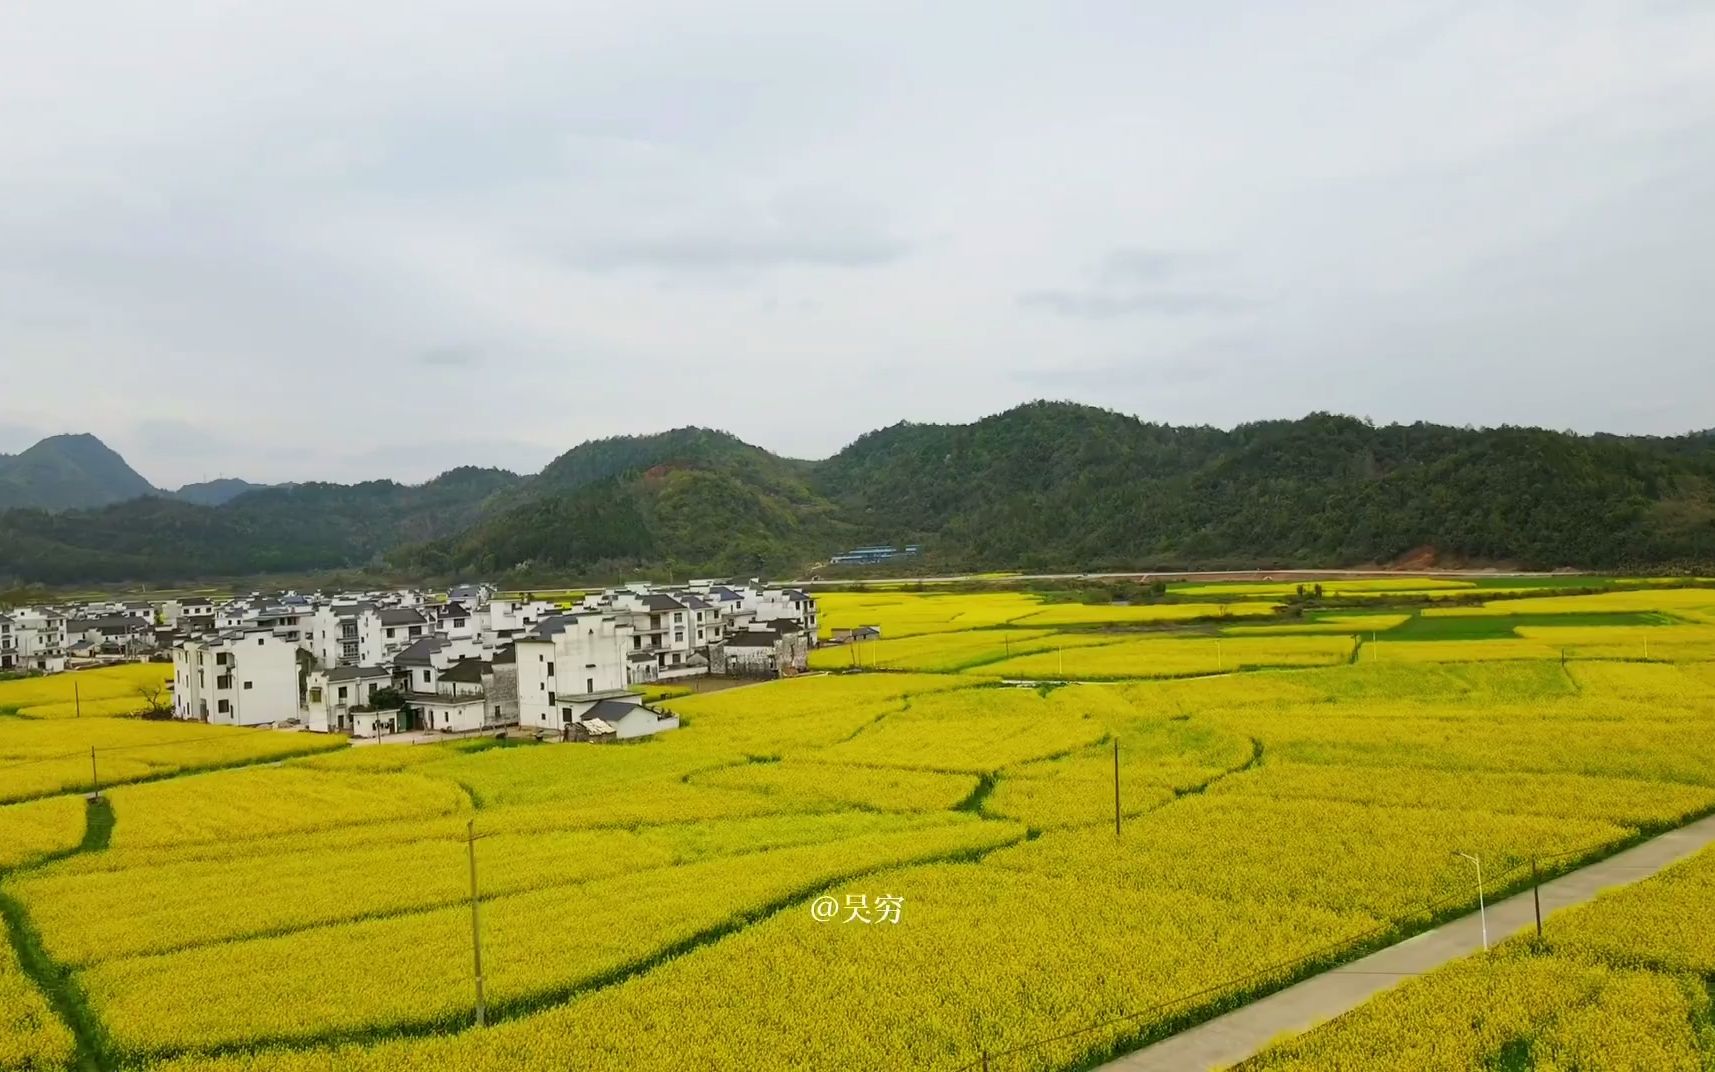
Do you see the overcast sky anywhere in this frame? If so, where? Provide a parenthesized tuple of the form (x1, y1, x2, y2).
(3, 1, 1713, 487)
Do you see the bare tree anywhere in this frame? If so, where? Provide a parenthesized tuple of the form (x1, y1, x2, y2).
(136, 681, 172, 719)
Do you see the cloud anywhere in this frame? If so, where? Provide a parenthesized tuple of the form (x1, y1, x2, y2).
(1017, 290, 1256, 319)
(566, 232, 911, 273)
(3, 0, 1714, 477)
(417, 344, 485, 367)
(129, 419, 234, 457)
(1095, 248, 1184, 283)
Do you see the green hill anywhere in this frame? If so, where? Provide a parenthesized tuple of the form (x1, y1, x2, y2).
(2, 404, 1713, 585)
(0, 433, 158, 511)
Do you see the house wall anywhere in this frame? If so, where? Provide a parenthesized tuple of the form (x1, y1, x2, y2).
(174, 632, 298, 726)
(515, 617, 630, 730)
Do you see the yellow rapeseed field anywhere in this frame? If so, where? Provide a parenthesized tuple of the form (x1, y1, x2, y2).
(4, 586, 1715, 1072)
(0, 718, 345, 803)
(0, 662, 172, 717)
(1238, 834, 1715, 1071)
(0, 938, 74, 1072)
(978, 634, 1354, 679)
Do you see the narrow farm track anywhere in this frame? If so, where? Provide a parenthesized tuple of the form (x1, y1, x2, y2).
(1095, 811, 1715, 1072)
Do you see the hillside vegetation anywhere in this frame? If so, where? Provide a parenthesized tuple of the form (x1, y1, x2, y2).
(3, 403, 1714, 584)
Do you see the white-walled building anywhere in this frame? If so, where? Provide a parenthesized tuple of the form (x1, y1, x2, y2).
(172, 629, 299, 726)
(514, 612, 634, 732)
(162, 597, 215, 628)
(7, 609, 68, 672)
(303, 665, 393, 733)
(716, 622, 810, 676)
(413, 657, 515, 733)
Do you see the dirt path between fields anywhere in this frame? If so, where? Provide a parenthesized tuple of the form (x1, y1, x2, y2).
(1095, 811, 1715, 1072)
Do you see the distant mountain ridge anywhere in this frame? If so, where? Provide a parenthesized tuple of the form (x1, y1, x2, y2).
(170, 477, 278, 507)
(0, 433, 282, 511)
(2, 404, 1714, 585)
(0, 433, 156, 512)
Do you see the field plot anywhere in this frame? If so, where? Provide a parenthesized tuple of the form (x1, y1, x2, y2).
(0, 718, 345, 803)
(1011, 601, 1279, 627)
(1236, 837, 1715, 1072)
(979, 634, 1355, 679)
(1171, 578, 1475, 597)
(1423, 586, 1715, 617)
(1222, 613, 1409, 635)
(0, 937, 74, 1072)
(0, 663, 173, 718)
(816, 591, 1044, 638)
(4, 586, 1715, 1072)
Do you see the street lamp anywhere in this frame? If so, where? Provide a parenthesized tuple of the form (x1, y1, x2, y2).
(1454, 851, 1488, 951)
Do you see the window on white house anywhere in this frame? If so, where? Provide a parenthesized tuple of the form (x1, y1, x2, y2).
(243, 681, 252, 690)
(422, 670, 430, 683)
(338, 687, 348, 700)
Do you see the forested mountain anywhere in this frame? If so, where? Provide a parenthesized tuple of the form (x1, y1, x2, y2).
(170, 477, 276, 506)
(2, 403, 1713, 585)
(0, 467, 520, 584)
(0, 434, 156, 511)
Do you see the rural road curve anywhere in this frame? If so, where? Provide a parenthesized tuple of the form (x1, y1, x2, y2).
(1097, 811, 1715, 1072)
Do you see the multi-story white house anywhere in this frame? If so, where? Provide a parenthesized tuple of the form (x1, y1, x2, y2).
(161, 597, 215, 628)
(393, 634, 485, 693)
(172, 629, 299, 726)
(411, 656, 519, 733)
(308, 603, 425, 668)
(717, 621, 811, 676)
(748, 587, 820, 637)
(302, 665, 393, 733)
(514, 612, 637, 731)
(8, 609, 68, 672)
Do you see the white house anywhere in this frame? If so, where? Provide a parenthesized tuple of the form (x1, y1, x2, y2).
(377, 607, 432, 658)
(7, 609, 68, 672)
(394, 634, 485, 693)
(303, 665, 392, 733)
(172, 629, 299, 726)
(570, 697, 680, 740)
(514, 612, 634, 731)
(310, 603, 391, 668)
(412, 657, 514, 733)
(162, 597, 215, 628)
(717, 622, 810, 677)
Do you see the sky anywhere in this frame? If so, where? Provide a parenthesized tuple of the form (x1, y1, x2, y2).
(2, 1, 1713, 488)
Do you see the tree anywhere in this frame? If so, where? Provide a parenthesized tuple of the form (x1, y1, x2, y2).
(136, 681, 171, 719)
(368, 686, 409, 711)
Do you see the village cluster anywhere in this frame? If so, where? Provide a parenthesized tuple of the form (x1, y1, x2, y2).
(2, 581, 820, 741)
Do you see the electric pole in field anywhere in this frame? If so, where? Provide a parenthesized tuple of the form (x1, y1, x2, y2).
(467, 819, 487, 1026)
(1112, 738, 1121, 838)
(89, 746, 100, 800)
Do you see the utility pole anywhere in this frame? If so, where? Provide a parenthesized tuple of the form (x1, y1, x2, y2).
(1532, 857, 1543, 939)
(90, 746, 100, 799)
(1455, 852, 1488, 951)
(467, 819, 487, 1027)
(1112, 738, 1121, 838)
(75, 681, 81, 718)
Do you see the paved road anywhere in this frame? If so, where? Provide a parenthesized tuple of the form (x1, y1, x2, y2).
(786, 568, 1588, 587)
(1097, 812, 1715, 1072)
